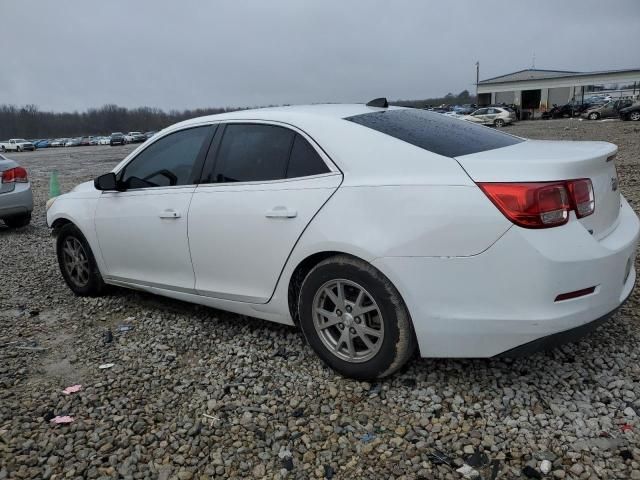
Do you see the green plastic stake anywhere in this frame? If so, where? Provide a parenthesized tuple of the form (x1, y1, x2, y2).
(49, 170, 61, 198)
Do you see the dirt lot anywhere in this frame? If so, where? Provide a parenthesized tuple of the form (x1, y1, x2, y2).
(1, 119, 640, 479)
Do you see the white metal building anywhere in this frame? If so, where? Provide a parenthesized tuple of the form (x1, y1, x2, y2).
(477, 68, 640, 118)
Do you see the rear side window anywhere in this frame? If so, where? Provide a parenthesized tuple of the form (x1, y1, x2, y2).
(213, 124, 294, 182)
(286, 134, 329, 178)
(346, 109, 522, 157)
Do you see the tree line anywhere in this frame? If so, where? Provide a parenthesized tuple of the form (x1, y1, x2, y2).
(0, 90, 475, 139)
(0, 104, 241, 139)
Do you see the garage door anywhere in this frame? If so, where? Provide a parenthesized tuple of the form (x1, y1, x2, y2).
(495, 91, 515, 104)
(548, 87, 571, 106)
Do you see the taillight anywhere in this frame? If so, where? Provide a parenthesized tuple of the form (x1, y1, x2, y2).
(478, 178, 595, 229)
(1, 166, 28, 184)
(567, 179, 595, 218)
(478, 182, 570, 228)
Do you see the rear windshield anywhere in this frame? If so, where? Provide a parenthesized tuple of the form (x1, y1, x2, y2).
(345, 108, 523, 157)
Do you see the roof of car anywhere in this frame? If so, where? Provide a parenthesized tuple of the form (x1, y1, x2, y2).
(173, 104, 400, 129)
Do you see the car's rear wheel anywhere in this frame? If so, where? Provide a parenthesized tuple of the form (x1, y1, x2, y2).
(3, 213, 31, 228)
(298, 255, 416, 380)
(494, 118, 505, 128)
(588, 112, 599, 120)
(56, 223, 106, 296)
(630, 111, 640, 121)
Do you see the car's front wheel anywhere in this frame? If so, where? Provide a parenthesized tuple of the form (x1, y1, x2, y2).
(588, 112, 599, 120)
(298, 255, 416, 380)
(56, 223, 106, 296)
(494, 118, 505, 128)
(629, 111, 640, 121)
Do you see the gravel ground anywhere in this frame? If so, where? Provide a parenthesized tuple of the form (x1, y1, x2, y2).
(1, 119, 640, 480)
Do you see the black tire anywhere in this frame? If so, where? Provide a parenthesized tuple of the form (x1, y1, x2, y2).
(3, 213, 31, 228)
(298, 255, 417, 380)
(16, 146, 22, 152)
(56, 223, 106, 296)
(494, 118, 505, 128)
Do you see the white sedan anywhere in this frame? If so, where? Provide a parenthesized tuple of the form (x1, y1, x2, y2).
(463, 106, 515, 127)
(46, 101, 639, 379)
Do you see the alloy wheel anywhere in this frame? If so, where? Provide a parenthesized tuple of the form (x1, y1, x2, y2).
(62, 236, 90, 287)
(630, 112, 640, 121)
(312, 279, 384, 363)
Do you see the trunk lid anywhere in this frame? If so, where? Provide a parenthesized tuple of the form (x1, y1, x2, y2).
(455, 140, 620, 238)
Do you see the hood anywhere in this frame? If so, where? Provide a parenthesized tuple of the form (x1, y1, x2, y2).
(71, 180, 96, 193)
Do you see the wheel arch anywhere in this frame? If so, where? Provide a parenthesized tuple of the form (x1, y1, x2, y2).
(286, 250, 413, 332)
(51, 217, 73, 236)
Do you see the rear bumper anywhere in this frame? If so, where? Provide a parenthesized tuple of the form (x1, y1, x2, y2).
(497, 278, 633, 357)
(373, 196, 640, 358)
(0, 183, 33, 219)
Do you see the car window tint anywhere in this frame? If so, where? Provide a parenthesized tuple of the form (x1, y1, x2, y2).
(213, 124, 294, 183)
(121, 126, 209, 188)
(345, 109, 523, 158)
(286, 134, 329, 178)
(474, 108, 488, 115)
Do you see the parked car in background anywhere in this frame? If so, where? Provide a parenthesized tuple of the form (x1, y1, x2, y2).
(144, 131, 157, 140)
(98, 136, 110, 145)
(46, 103, 638, 379)
(79, 136, 92, 146)
(0, 153, 33, 228)
(442, 111, 465, 119)
(619, 102, 640, 121)
(463, 107, 515, 127)
(65, 138, 81, 147)
(110, 133, 126, 146)
(34, 139, 51, 148)
(51, 138, 67, 147)
(584, 94, 612, 104)
(0, 139, 36, 152)
(582, 99, 634, 120)
(125, 131, 146, 143)
(453, 105, 476, 115)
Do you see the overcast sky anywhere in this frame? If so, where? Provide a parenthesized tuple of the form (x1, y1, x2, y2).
(1, 0, 639, 112)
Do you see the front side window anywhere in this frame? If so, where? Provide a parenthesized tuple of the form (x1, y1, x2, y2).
(213, 124, 295, 183)
(120, 126, 210, 189)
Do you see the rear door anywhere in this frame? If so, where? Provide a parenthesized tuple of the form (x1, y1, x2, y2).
(188, 122, 342, 303)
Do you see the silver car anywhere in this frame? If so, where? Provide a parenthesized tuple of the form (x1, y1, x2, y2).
(463, 107, 515, 127)
(0, 154, 33, 228)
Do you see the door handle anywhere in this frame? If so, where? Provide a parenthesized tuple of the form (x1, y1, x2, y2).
(159, 209, 181, 219)
(265, 206, 297, 218)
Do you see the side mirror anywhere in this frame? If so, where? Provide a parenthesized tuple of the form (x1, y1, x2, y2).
(94, 172, 122, 191)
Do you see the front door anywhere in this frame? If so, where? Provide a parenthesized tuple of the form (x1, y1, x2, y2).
(188, 123, 341, 303)
(94, 125, 214, 290)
